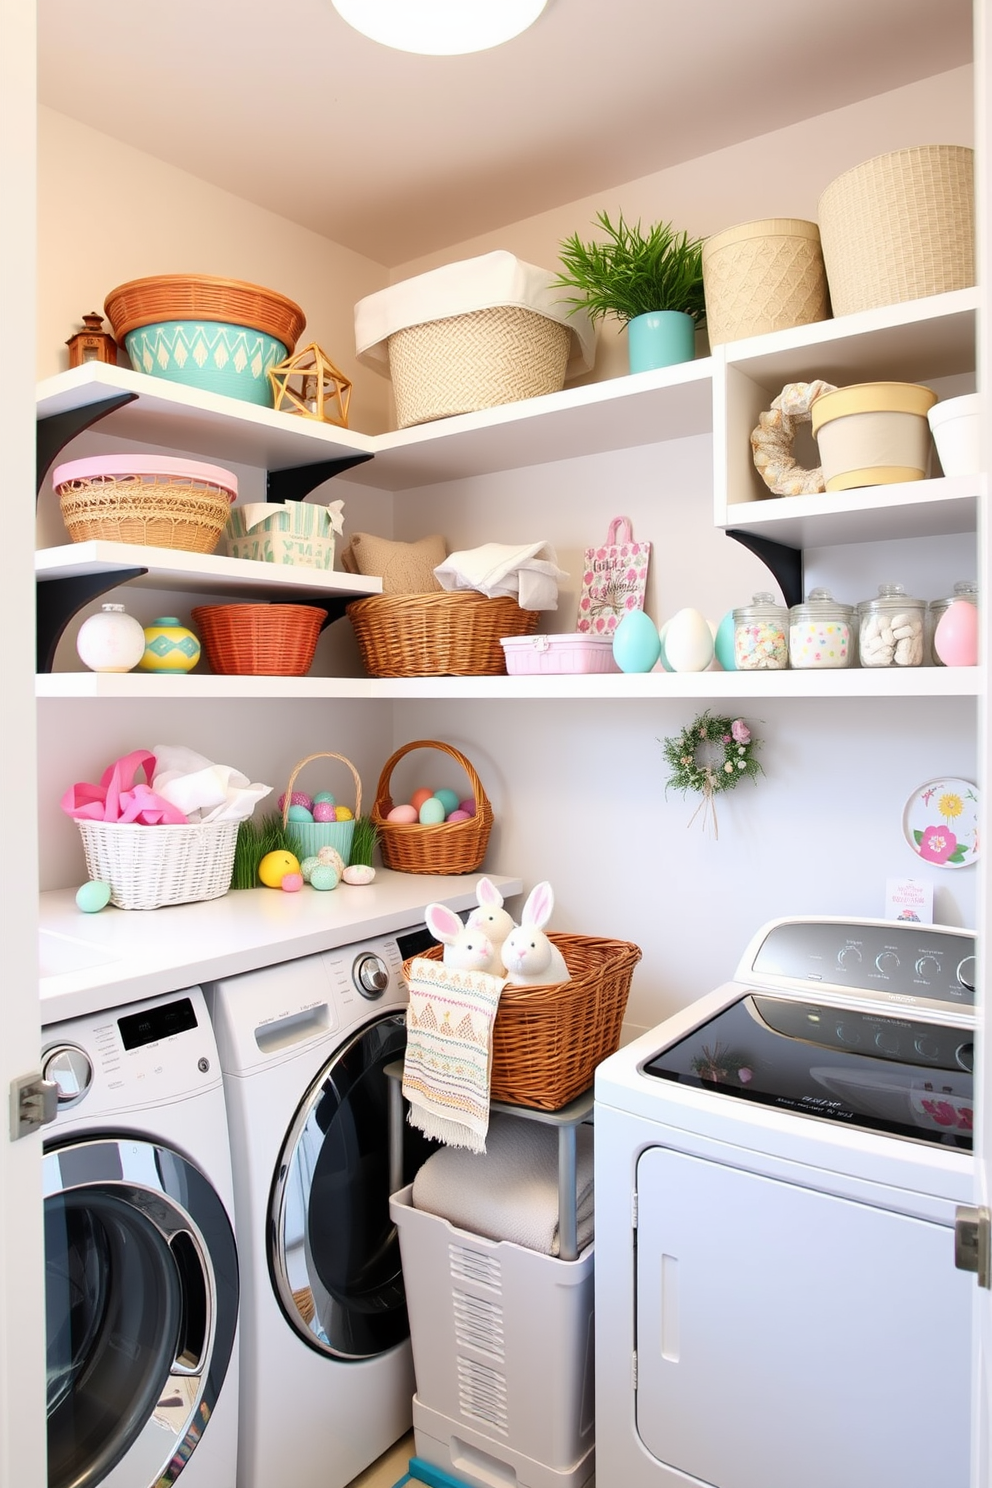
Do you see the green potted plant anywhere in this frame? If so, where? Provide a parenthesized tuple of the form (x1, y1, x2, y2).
(552, 209, 706, 372)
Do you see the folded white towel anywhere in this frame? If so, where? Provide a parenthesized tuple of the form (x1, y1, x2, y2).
(411, 1111, 594, 1257)
(434, 541, 567, 611)
(151, 744, 272, 824)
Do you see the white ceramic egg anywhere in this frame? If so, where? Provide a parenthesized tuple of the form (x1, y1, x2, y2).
(663, 607, 715, 672)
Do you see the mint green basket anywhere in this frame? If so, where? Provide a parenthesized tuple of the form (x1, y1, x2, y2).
(124, 320, 288, 406)
(281, 752, 361, 867)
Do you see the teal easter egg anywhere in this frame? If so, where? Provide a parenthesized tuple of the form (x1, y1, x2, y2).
(714, 610, 737, 671)
(287, 803, 314, 822)
(76, 880, 111, 913)
(312, 791, 336, 805)
(612, 609, 661, 673)
(310, 864, 339, 891)
(657, 619, 674, 672)
(300, 856, 320, 883)
(433, 787, 460, 815)
(419, 796, 446, 825)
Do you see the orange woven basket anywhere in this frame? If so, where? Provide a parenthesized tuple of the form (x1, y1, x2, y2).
(192, 603, 327, 676)
(372, 739, 492, 874)
(104, 273, 306, 351)
(405, 934, 642, 1110)
(346, 592, 539, 677)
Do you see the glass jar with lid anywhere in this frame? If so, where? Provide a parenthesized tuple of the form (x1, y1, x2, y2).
(928, 580, 978, 666)
(856, 583, 926, 668)
(733, 591, 789, 670)
(788, 588, 855, 669)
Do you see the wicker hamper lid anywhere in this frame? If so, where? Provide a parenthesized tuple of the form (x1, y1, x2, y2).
(52, 453, 238, 499)
(354, 250, 596, 380)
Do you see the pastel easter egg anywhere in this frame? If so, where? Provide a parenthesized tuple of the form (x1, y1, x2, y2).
(76, 880, 111, 913)
(446, 809, 471, 823)
(281, 872, 304, 893)
(612, 608, 661, 673)
(387, 804, 418, 823)
(419, 796, 446, 825)
(300, 856, 320, 883)
(312, 791, 336, 805)
(310, 864, 340, 891)
(657, 619, 674, 672)
(278, 791, 313, 812)
(287, 803, 314, 822)
(714, 610, 737, 671)
(459, 798, 476, 817)
(410, 787, 435, 812)
(664, 607, 715, 672)
(434, 787, 461, 815)
(317, 846, 345, 876)
(934, 599, 979, 667)
(342, 864, 376, 885)
(312, 801, 336, 822)
(335, 806, 354, 821)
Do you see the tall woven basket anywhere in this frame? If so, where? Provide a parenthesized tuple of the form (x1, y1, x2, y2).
(280, 751, 362, 865)
(372, 740, 492, 874)
(702, 218, 830, 346)
(406, 934, 643, 1110)
(817, 145, 975, 317)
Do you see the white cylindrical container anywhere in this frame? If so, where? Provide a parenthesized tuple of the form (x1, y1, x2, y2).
(75, 603, 146, 673)
(788, 588, 855, 669)
(928, 394, 981, 478)
(810, 382, 938, 492)
(857, 584, 927, 668)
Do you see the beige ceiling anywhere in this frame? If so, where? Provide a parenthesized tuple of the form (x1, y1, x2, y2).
(38, 0, 973, 266)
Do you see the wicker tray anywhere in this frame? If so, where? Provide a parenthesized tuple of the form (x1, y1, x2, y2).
(372, 739, 492, 875)
(104, 273, 306, 350)
(405, 933, 642, 1110)
(280, 751, 362, 865)
(192, 603, 327, 676)
(347, 592, 539, 677)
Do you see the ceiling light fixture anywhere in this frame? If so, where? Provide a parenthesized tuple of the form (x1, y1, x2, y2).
(331, 0, 549, 55)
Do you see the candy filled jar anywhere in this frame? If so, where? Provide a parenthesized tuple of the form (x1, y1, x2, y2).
(788, 588, 855, 669)
(857, 583, 926, 668)
(732, 591, 789, 671)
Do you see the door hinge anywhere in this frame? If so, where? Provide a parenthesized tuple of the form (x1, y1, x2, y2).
(9, 1072, 58, 1142)
(954, 1204, 991, 1289)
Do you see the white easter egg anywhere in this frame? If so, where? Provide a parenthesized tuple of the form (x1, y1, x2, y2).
(664, 607, 715, 672)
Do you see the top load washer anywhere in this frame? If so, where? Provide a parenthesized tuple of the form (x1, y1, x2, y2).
(204, 923, 437, 1488)
(593, 916, 976, 1488)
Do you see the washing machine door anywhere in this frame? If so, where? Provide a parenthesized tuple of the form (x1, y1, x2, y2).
(270, 1009, 434, 1359)
(43, 1136, 238, 1488)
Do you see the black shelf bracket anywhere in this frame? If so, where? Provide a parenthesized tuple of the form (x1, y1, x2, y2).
(267, 454, 374, 504)
(276, 595, 354, 630)
(37, 393, 139, 497)
(37, 570, 148, 674)
(726, 530, 804, 610)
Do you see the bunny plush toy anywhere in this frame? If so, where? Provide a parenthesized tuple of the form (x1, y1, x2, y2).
(425, 902, 496, 974)
(500, 881, 570, 986)
(466, 877, 516, 960)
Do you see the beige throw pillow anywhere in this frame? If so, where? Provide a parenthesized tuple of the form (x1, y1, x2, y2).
(343, 532, 447, 594)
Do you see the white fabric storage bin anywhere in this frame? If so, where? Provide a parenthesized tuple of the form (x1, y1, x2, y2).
(354, 251, 596, 428)
(391, 1183, 595, 1488)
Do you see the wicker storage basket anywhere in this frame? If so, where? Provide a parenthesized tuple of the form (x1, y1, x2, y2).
(347, 592, 539, 677)
(77, 818, 239, 910)
(405, 934, 642, 1110)
(387, 307, 571, 428)
(702, 218, 830, 346)
(372, 740, 492, 875)
(280, 751, 362, 866)
(817, 145, 975, 317)
(192, 603, 327, 676)
(53, 455, 237, 554)
(104, 273, 306, 350)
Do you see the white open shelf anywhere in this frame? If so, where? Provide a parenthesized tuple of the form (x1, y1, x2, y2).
(718, 474, 980, 549)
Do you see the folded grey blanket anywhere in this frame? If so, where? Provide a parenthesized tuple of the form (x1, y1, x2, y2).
(411, 1111, 594, 1257)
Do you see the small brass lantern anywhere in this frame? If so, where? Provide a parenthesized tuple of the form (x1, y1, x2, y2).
(268, 342, 352, 428)
(66, 312, 119, 368)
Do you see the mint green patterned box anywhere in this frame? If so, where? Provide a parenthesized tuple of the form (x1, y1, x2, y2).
(225, 499, 344, 569)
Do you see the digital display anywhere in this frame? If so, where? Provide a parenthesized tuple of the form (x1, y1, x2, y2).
(118, 996, 198, 1051)
(395, 926, 439, 960)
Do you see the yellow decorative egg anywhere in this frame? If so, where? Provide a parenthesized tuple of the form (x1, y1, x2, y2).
(139, 616, 201, 674)
(258, 849, 301, 888)
(335, 806, 354, 820)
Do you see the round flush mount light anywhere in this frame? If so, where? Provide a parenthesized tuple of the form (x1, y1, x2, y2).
(331, 0, 549, 55)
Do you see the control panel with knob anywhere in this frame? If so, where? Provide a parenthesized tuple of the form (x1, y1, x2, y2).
(353, 953, 389, 999)
(875, 951, 900, 975)
(915, 955, 942, 980)
(956, 956, 976, 992)
(42, 1045, 93, 1105)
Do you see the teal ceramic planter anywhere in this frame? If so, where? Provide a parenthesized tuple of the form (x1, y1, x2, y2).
(124, 320, 288, 406)
(627, 310, 696, 373)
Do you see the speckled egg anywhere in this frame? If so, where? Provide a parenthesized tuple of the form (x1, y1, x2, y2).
(312, 791, 336, 806)
(313, 801, 337, 823)
(310, 864, 340, 891)
(279, 791, 313, 812)
(300, 856, 320, 883)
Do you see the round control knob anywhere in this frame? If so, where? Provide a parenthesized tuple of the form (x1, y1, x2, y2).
(875, 951, 900, 976)
(956, 955, 976, 993)
(354, 953, 389, 999)
(874, 1028, 901, 1055)
(914, 1034, 943, 1059)
(42, 1045, 93, 1104)
(915, 956, 942, 980)
(835, 1022, 862, 1047)
(837, 947, 863, 969)
(956, 1041, 975, 1073)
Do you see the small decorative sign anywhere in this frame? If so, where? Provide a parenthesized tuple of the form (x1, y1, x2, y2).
(577, 515, 650, 635)
(884, 877, 934, 924)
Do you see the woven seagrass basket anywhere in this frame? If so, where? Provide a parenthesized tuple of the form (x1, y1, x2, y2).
(347, 592, 539, 677)
(817, 145, 975, 317)
(192, 603, 327, 676)
(372, 740, 492, 875)
(280, 751, 362, 866)
(405, 934, 642, 1110)
(387, 306, 571, 428)
(77, 818, 239, 910)
(702, 218, 830, 346)
(54, 456, 237, 554)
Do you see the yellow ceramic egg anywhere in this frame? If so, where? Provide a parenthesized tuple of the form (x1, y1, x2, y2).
(335, 806, 354, 821)
(139, 616, 201, 673)
(258, 849, 301, 888)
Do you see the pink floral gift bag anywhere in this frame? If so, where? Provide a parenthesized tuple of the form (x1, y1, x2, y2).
(576, 516, 651, 635)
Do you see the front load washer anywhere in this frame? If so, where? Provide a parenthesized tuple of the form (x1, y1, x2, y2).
(204, 924, 437, 1488)
(41, 985, 239, 1488)
(593, 916, 976, 1488)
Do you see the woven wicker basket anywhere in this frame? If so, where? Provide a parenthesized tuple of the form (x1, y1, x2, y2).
(54, 456, 236, 554)
(405, 934, 642, 1110)
(77, 818, 239, 910)
(346, 592, 539, 677)
(192, 603, 327, 676)
(702, 218, 830, 346)
(817, 145, 975, 317)
(372, 740, 492, 875)
(387, 306, 571, 428)
(280, 751, 362, 865)
(104, 273, 306, 350)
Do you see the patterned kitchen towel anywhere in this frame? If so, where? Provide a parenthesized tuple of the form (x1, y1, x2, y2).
(402, 955, 507, 1153)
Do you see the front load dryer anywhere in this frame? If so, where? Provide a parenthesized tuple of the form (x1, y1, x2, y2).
(204, 925, 436, 1488)
(41, 985, 240, 1488)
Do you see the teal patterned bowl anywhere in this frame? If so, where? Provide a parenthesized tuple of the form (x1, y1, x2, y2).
(124, 320, 288, 406)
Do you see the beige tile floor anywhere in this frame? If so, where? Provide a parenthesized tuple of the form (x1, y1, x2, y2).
(346, 1431, 415, 1488)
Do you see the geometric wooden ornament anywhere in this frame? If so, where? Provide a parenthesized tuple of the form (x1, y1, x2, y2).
(268, 341, 353, 428)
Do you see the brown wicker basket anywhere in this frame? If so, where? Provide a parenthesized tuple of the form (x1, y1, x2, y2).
(405, 934, 642, 1110)
(346, 592, 539, 677)
(192, 603, 327, 676)
(372, 739, 492, 875)
(104, 273, 306, 350)
(53, 455, 237, 554)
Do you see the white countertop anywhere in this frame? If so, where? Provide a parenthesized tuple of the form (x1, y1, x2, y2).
(39, 870, 523, 1023)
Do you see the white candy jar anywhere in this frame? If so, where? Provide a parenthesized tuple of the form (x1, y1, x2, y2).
(857, 583, 926, 668)
(733, 591, 789, 670)
(788, 587, 855, 669)
(928, 580, 978, 666)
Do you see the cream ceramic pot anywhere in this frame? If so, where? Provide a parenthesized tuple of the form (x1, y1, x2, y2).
(810, 381, 937, 492)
